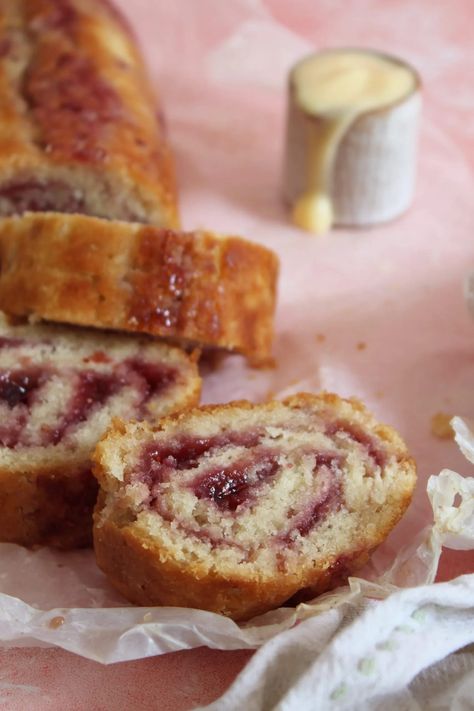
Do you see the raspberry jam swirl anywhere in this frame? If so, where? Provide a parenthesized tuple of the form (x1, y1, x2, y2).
(131, 414, 388, 550)
(0, 354, 176, 448)
(137, 439, 370, 550)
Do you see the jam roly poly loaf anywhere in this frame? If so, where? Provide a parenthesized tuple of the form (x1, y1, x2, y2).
(93, 393, 417, 621)
(0, 0, 179, 226)
(0, 315, 201, 549)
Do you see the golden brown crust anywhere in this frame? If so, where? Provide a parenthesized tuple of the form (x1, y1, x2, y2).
(92, 392, 417, 620)
(0, 464, 98, 548)
(93, 511, 374, 620)
(0, 213, 279, 363)
(0, 0, 178, 226)
(93, 514, 382, 620)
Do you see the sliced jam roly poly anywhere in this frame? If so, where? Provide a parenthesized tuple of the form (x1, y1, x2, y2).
(279, 452, 343, 541)
(46, 360, 177, 443)
(49, 371, 120, 444)
(0, 368, 47, 408)
(291, 480, 342, 538)
(0, 337, 26, 349)
(326, 420, 387, 469)
(0, 367, 51, 447)
(136, 431, 263, 488)
(193, 454, 280, 512)
(312, 451, 343, 469)
(125, 359, 177, 403)
(0, 355, 183, 448)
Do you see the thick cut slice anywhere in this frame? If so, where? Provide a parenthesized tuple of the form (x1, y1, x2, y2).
(0, 0, 178, 226)
(93, 393, 416, 621)
(0, 213, 279, 364)
(0, 315, 200, 548)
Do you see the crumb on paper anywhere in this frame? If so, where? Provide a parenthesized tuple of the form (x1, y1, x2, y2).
(431, 412, 454, 440)
(356, 341, 367, 351)
(48, 615, 65, 630)
(316, 333, 326, 343)
(143, 612, 153, 623)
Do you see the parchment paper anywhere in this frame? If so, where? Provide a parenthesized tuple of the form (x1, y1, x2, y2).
(1, 0, 473, 664)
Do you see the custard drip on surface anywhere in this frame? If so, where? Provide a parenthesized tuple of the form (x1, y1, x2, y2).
(291, 50, 417, 234)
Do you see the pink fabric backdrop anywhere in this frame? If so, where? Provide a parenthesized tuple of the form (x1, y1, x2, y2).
(1, 0, 473, 707)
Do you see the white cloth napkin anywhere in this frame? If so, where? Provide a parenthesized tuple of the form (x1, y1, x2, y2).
(197, 416, 474, 710)
(199, 574, 474, 711)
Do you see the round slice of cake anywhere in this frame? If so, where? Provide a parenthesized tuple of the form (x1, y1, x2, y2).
(0, 212, 279, 365)
(0, 315, 200, 549)
(92, 393, 416, 620)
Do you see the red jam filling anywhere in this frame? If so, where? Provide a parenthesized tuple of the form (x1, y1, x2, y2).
(0, 359, 177, 448)
(0, 181, 147, 222)
(49, 361, 177, 444)
(49, 371, 121, 445)
(124, 359, 176, 405)
(326, 420, 387, 469)
(193, 455, 280, 512)
(291, 480, 342, 537)
(0, 368, 46, 408)
(135, 434, 349, 561)
(0, 337, 26, 349)
(312, 451, 342, 468)
(34, 0, 78, 32)
(0, 181, 86, 214)
(0, 368, 49, 447)
(277, 452, 342, 540)
(137, 431, 262, 488)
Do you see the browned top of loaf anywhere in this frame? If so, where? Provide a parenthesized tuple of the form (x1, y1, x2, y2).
(0, 213, 279, 364)
(0, 0, 178, 225)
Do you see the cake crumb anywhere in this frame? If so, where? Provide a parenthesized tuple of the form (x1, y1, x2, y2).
(315, 333, 326, 343)
(431, 412, 453, 440)
(356, 341, 367, 351)
(48, 615, 65, 630)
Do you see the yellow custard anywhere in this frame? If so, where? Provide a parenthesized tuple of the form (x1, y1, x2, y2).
(291, 50, 417, 234)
